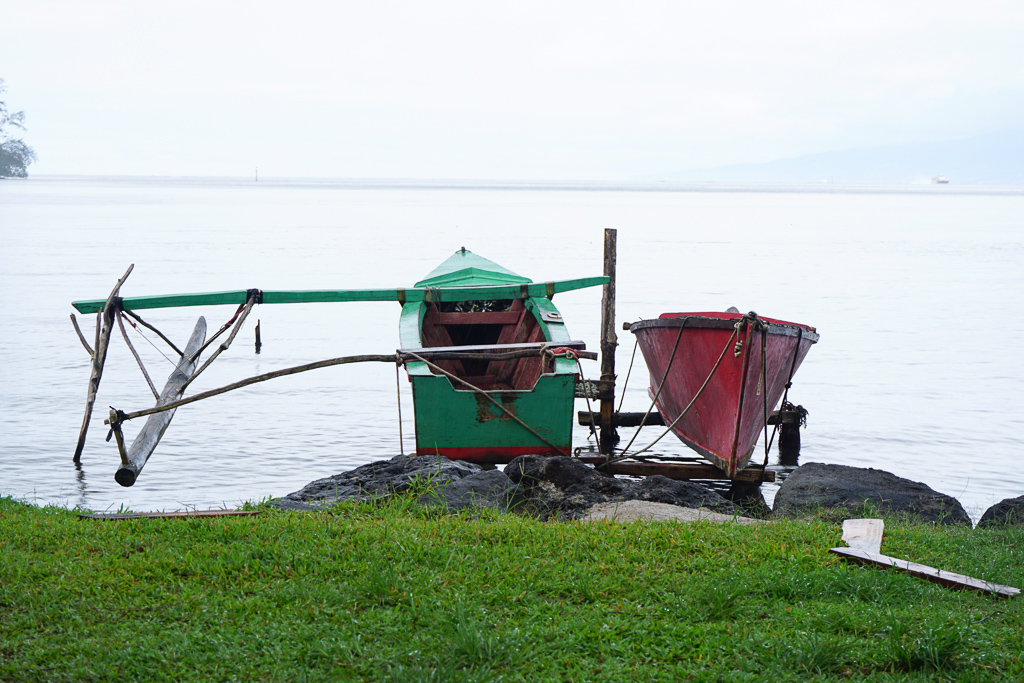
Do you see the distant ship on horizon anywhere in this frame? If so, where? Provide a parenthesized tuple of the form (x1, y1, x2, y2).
(931, 175, 950, 184)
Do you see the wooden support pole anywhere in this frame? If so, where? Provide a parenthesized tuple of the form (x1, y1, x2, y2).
(115, 310, 160, 400)
(69, 314, 95, 356)
(599, 228, 618, 455)
(115, 317, 207, 487)
(73, 264, 134, 463)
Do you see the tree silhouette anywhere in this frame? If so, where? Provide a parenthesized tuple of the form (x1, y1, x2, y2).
(0, 79, 37, 178)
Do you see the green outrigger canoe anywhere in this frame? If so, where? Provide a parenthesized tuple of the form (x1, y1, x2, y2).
(71, 250, 607, 480)
(399, 248, 604, 462)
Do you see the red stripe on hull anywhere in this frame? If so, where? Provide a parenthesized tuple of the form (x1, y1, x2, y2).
(631, 313, 817, 477)
(416, 445, 567, 464)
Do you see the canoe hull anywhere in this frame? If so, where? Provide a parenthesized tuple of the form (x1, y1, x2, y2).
(409, 373, 575, 463)
(401, 250, 586, 463)
(629, 312, 818, 477)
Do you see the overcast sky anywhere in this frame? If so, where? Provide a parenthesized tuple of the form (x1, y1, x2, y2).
(3, 1, 1024, 178)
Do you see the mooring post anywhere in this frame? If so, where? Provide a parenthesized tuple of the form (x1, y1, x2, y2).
(599, 228, 618, 456)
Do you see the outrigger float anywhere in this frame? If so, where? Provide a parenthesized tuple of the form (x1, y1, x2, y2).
(69, 230, 816, 490)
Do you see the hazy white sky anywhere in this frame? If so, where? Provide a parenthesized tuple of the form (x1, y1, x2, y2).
(3, 0, 1024, 178)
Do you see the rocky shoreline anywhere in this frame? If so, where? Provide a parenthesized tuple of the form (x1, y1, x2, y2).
(270, 454, 1024, 528)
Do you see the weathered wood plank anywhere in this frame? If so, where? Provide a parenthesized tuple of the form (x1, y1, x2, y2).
(114, 317, 207, 487)
(599, 228, 618, 455)
(841, 518, 884, 554)
(577, 410, 665, 427)
(400, 340, 588, 356)
(576, 458, 775, 482)
(829, 547, 1020, 598)
(78, 510, 259, 521)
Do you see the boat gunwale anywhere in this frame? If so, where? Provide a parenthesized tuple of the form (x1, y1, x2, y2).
(627, 315, 819, 343)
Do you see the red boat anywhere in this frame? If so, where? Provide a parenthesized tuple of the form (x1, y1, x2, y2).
(627, 311, 819, 478)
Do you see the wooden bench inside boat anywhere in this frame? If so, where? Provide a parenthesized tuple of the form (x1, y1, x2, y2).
(420, 300, 551, 391)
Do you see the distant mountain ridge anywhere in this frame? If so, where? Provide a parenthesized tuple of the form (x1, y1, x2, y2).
(653, 130, 1024, 185)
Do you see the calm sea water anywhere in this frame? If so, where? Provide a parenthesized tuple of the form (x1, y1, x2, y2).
(1, 176, 1022, 521)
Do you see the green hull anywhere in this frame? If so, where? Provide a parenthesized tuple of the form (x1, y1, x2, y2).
(401, 250, 590, 463)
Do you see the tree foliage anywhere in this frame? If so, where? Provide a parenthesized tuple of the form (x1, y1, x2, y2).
(0, 78, 37, 178)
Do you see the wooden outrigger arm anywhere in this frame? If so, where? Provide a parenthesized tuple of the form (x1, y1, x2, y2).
(73, 269, 609, 484)
(70, 276, 609, 314)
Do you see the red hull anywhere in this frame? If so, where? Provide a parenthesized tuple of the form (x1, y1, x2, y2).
(415, 445, 565, 464)
(629, 312, 818, 477)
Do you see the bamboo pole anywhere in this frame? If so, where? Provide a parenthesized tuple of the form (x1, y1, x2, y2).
(599, 228, 618, 455)
(73, 264, 134, 463)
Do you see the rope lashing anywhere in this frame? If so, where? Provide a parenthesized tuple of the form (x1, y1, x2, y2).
(105, 407, 130, 442)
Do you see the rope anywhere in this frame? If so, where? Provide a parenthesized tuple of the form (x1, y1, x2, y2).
(574, 356, 599, 444)
(395, 353, 404, 455)
(607, 326, 738, 464)
(123, 309, 184, 357)
(728, 313, 763, 474)
(619, 320, 687, 454)
(763, 326, 805, 457)
(121, 312, 178, 367)
(194, 302, 246, 359)
(405, 351, 571, 457)
(760, 320, 770, 469)
(616, 336, 639, 413)
(182, 296, 257, 391)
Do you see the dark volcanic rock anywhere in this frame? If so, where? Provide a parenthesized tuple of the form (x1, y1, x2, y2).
(418, 469, 525, 512)
(269, 454, 482, 509)
(772, 462, 971, 526)
(622, 475, 740, 515)
(504, 455, 631, 519)
(978, 495, 1024, 528)
(722, 480, 771, 519)
(272, 453, 751, 520)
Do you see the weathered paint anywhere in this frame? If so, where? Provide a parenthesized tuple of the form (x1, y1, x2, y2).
(629, 312, 818, 477)
(71, 277, 608, 314)
(402, 250, 583, 463)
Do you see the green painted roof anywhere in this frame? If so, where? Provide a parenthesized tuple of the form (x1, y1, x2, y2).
(415, 249, 532, 288)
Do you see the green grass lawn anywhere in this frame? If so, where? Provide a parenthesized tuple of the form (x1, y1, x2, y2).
(2, 494, 1022, 682)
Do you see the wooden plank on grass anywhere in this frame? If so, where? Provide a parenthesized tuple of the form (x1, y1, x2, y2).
(78, 510, 260, 521)
(829, 547, 1020, 598)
